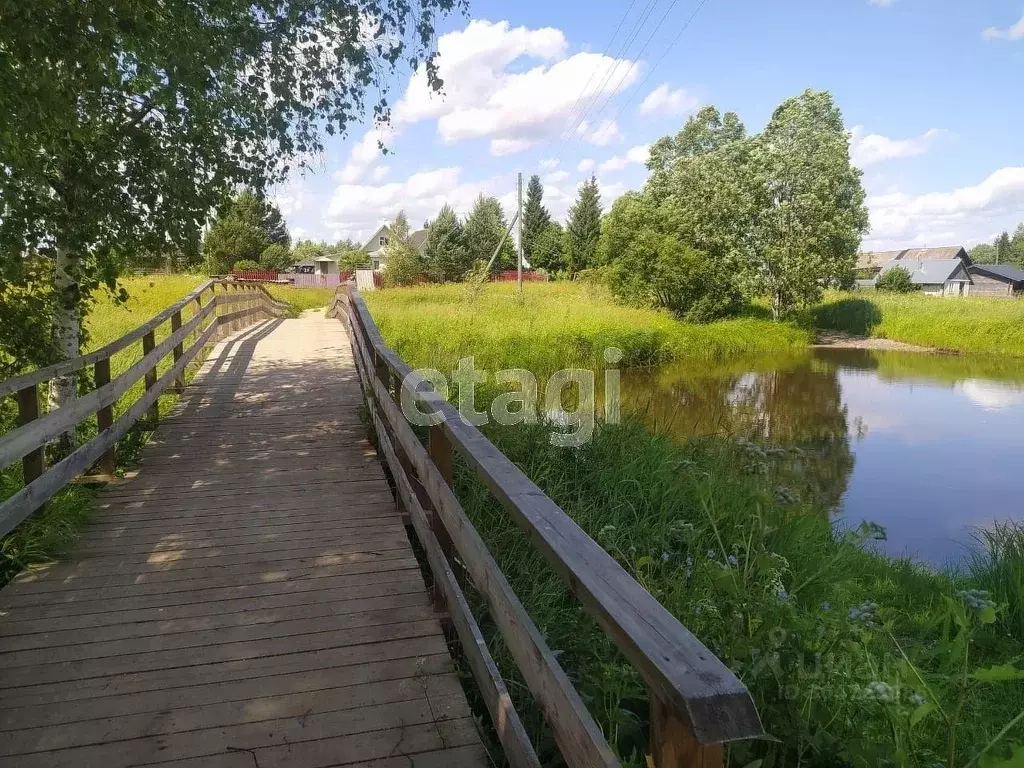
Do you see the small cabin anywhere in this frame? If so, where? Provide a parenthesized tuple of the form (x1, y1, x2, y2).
(968, 264, 1024, 297)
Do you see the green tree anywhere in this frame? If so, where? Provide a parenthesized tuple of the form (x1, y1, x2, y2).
(0, 0, 458, 419)
(522, 175, 551, 266)
(748, 90, 868, 318)
(597, 192, 654, 266)
(566, 176, 602, 276)
(263, 200, 290, 247)
(233, 259, 261, 271)
(969, 242, 998, 263)
(203, 218, 268, 274)
(382, 211, 422, 287)
(996, 231, 1012, 264)
(260, 244, 292, 271)
(463, 196, 514, 270)
(336, 249, 370, 273)
(292, 240, 326, 265)
(531, 223, 567, 272)
(423, 204, 470, 282)
(1010, 223, 1024, 268)
(875, 265, 917, 293)
(647, 105, 746, 189)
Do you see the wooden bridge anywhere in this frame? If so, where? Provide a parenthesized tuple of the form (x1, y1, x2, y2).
(0, 281, 763, 767)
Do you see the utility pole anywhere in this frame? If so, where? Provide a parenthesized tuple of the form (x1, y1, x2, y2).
(516, 172, 524, 295)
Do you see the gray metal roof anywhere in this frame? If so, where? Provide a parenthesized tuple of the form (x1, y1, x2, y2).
(878, 258, 966, 285)
(858, 246, 968, 271)
(970, 263, 1024, 283)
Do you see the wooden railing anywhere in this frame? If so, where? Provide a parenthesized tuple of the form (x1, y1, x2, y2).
(328, 286, 763, 768)
(0, 280, 289, 538)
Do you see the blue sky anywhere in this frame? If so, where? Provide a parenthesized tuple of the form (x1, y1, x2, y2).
(273, 0, 1024, 251)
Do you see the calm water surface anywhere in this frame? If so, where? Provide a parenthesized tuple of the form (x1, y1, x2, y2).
(620, 349, 1024, 565)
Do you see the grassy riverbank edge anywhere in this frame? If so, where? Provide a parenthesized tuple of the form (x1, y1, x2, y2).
(807, 291, 1024, 357)
(363, 284, 1024, 766)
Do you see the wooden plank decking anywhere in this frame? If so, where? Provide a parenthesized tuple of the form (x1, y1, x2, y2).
(0, 314, 486, 768)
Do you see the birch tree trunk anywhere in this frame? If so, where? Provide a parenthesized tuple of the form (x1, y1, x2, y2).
(47, 246, 80, 452)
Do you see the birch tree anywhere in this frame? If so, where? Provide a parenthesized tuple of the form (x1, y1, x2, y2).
(0, 0, 461, 438)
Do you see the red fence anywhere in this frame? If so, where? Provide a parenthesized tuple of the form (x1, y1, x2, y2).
(229, 271, 352, 288)
(492, 271, 546, 282)
(231, 269, 281, 282)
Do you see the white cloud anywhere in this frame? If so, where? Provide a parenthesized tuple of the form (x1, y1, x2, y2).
(983, 14, 1024, 40)
(270, 177, 310, 217)
(333, 125, 396, 183)
(865, 166, 1024, 249)
(539, 158, 560, 172)
(491, 138, 535, 156)
(583, 119, 621, 147)
(544, 170, 569, 183)
(599, 156, 628, 172)
(849, 126, 946, 168)
(325, 166, 509, 242)
(577, 158, 595, 173)
(638, 83, 700, 116)
(393, 20, 640, 154)
(371, 165, 390, 183)
(598, 143, 650, 173)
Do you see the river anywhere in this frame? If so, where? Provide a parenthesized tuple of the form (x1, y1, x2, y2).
(619, 348, 1024, 566)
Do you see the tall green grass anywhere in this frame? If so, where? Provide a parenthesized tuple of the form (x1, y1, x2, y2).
(363, 282, 809, 372)
(364, 283, 1024, 766)
(811, 292, 1024, 356)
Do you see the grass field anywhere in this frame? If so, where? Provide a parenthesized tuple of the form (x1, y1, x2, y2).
(363, 282, 810, 373)
(810, 291, 1024, 356)
(364, 282, 1024, 766)
(1, 275, 333, 583)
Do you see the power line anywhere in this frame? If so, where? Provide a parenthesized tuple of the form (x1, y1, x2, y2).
(606, 0, 711, 126)
(561, 0, 662, 146)
(549, 0, 662, 166)
(579, 0, 685, 142)
(550, 0, 641, 148)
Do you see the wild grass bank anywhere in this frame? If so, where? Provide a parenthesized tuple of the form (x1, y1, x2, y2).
(1, 275, 329, 584)
(810, 291, 1024, 357)
(362, 282, 809, 373)
(365, 284, 1024, 766)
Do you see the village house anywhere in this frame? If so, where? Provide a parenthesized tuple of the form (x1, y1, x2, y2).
(361, 222, 429, 271)
(857, 245, 1023, 298)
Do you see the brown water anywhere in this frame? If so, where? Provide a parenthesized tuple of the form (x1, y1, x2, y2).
(620, 349, 1024, 565)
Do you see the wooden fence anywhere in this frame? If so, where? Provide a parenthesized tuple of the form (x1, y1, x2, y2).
(328, 286, 763, 768)
(0, 281, 289, 538)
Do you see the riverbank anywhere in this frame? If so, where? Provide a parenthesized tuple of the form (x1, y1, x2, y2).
(362, 282, 809, 372)
(810, 291, 1024, 357)
(812, 329, 937, 352)
(364, 286, 1024, 766)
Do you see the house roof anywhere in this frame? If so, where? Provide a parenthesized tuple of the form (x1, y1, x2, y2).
(361, 224, 390, 253)
(409, 228, 429, 251)
(292, 260, 316, 268)
(857, 246, 969, 271)
(313, 255, 336, 262)
(878, 258, 966, 285)
(970, 263, 1024, 283)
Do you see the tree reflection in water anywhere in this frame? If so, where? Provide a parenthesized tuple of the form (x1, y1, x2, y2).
(618, 352, 856, 513)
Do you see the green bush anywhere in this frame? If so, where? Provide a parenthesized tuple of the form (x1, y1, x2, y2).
(259, 243, 292, 271)
(232, 258, 260, 271)
(875, 266, 917, 293)
(608, 232, 743, 322)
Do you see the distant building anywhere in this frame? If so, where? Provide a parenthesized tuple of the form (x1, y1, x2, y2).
(968, 263, 1024, 297)
(856, 246, 969, 278)
(877, 257, 972, 296)
(361, 223, 429, 271)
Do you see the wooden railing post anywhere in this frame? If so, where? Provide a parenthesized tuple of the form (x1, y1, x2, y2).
(93, 358, 116, 476)
(142, 330, 159, 425)
(16, 384, 45, 491)
(649, 694, 723, 768)
(171, 310, 185, 393)
(427, 423, 461, 605)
